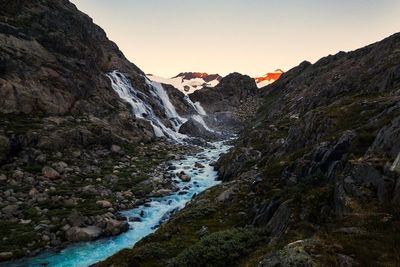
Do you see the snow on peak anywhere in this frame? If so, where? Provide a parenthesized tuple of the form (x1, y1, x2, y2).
(254, 69, 284, 88)
(147, 72, 222, 95)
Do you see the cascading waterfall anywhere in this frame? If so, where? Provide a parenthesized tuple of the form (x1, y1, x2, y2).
(184, 95, 207, 116)
(184, 96, 217, 133)
(107, 71, 187, 142)
(146, 78, 187, 131)
(107, 70, 216, 142)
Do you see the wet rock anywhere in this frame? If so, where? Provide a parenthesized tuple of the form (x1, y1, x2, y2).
(129, 217, 142, 222)
(195, 162, 205, 168)
(180, 174, 191, 182)
(168, 165, 177, 171)
(42, 166, 60, 179)
(152, 189, 172, 197)
(104, 219, 129, 236)
(65, 226, 102, 242)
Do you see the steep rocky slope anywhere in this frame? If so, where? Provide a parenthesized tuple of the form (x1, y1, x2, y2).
(0, 0, 202, 261)
(101, 33, 400, 267)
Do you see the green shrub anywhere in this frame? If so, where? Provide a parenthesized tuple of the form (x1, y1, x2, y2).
(168, 227, 266, 267)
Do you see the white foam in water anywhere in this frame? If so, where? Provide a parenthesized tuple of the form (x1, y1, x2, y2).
(106, 71, 187, 142)
(3, 141, 231, 267)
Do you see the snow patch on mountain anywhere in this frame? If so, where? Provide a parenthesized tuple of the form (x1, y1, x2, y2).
(147, 72, 222, 95)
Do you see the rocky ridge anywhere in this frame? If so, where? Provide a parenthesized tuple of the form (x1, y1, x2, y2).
(189, 72, 262, 132)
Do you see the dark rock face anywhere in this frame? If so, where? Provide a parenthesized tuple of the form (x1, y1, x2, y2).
(178, 118, 220, 140)
(189, 72, 261, 131)
(0, 0, 143, 115)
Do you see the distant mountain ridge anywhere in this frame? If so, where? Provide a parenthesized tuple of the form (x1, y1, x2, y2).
(148, 70, 284, 94)
(148, 72, 222, 94)
(254, 69, 284, 88)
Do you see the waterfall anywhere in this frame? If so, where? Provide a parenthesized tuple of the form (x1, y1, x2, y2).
(192, 115, 214, 132)
(107, 70, 217, 142)
(107, 71, 186, 142)
(146, 78, 188, 131)
(184, 95, 207, 116)
(184, 96, 217, 132)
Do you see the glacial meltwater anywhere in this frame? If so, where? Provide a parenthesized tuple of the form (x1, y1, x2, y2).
(3, 141, 230, 267)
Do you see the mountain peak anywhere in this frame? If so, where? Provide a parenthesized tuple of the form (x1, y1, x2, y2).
(255, 69, 284, 88)
(148, 72, 222, 94)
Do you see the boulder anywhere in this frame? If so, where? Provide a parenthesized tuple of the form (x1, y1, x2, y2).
(180, 174, 191, 182)
(195, 162, 205, 168)
(178, 118, 218, 140)
(104, 219, 129, 236)
(65, 226, 102, 242)
(152, 189, 173, 197)
(42, 166, 60, 179)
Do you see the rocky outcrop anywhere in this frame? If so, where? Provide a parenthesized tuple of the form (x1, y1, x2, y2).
(178, 118, 220, 140)
(189, 72, 261, 131)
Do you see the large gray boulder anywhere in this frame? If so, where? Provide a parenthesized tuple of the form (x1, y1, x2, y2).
(179, 118, 219, 140)
(65, 226, 102, 242)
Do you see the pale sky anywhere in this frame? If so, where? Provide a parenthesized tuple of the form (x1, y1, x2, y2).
(70, 0, 400, 78)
